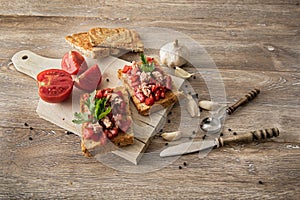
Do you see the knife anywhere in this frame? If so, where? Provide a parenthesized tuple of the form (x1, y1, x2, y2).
(160, 127, 279, 157)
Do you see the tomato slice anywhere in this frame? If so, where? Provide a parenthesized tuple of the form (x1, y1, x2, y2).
(37, 69, 74, 103)
(61, 51, 88, 75)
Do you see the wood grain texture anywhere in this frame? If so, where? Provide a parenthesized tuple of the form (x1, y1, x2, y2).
(0, 0, 299, 199)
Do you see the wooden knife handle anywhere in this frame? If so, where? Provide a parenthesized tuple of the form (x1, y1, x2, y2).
(226, 88, 260, 115)
(216, 128, 279, 148)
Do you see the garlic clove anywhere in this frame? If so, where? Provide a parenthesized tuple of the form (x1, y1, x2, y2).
(186, 94, 200, 117)
(161, 131, 182, 141)
(174, 67, 194, 79)
(198, 100, 221, 111)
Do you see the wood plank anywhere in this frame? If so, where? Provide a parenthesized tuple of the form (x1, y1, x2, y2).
(0, 0, 299, 198)
(1, 126, 299, 199)
(0, 14, 299, 73)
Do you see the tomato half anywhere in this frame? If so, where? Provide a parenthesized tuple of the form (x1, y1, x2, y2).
(37, 69, 74, 103)
(61, 51, 88, 75)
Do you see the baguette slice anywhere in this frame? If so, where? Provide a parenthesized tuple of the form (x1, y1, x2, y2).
(118, 59, 183, 116)
(88, 27, 144, 52)
(65, 32, 110, 59)
(80, 87, 134, 156)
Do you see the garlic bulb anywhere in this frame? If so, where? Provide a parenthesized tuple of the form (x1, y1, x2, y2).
(161, 131, 182, 141)
(160, 39, 190, 68)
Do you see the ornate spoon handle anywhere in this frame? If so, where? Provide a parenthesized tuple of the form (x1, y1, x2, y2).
(226, 88, 260, 115)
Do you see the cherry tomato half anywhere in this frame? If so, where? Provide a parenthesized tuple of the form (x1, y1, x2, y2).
(61, 51, 88, 75)
(37, 69, 74, 103)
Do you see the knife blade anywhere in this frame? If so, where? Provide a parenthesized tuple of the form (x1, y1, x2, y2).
(160, 139, 216, 157)
(160, 127, 279, 157)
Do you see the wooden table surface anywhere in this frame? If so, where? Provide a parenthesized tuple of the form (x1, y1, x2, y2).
(1, 0, 299, 199)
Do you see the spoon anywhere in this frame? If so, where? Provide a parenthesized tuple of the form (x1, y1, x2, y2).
(200, 88, 261, 134)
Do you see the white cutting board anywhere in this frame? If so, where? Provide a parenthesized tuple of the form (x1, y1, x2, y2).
(12, 50, 184, 165)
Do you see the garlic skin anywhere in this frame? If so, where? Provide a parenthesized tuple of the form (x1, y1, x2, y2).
(186, 94, 200, 117)
(198, 100, 221, 111)
(161, 131, 183, 141)
(160, 39, 190, 68)
(174, 67, 194, 79)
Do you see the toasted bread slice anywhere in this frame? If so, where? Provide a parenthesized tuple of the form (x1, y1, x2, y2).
(79, 87, 134, 156)
(118, 67, 183, 116)
(65, 32, 110, 59)
(88, 27, 144, 52)
(65, 28, 144, 59)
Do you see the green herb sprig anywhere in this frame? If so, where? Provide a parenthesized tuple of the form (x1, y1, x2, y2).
(72, 90, 112, 124)
(140, 53, 155, 73)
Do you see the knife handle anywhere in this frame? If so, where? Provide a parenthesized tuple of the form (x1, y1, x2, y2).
(216, 128, 279, 148)
(226, 88, 260, 115)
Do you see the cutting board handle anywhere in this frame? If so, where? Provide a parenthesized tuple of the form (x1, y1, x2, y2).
(11, 50, 61, 80)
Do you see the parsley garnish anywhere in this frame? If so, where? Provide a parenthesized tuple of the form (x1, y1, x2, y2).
(94, 98, 112, 120)
(140, 53, 155, 73)
(72, 90, 112, 124)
